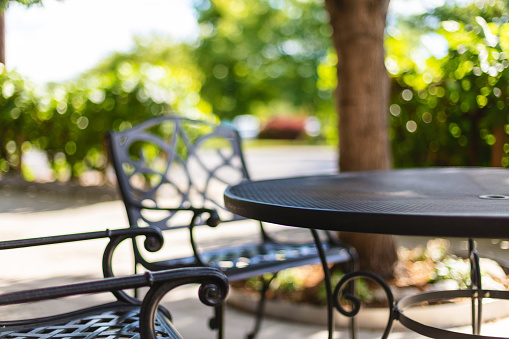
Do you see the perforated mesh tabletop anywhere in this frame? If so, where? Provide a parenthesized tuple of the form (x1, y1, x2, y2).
(224, 168, 509, 238)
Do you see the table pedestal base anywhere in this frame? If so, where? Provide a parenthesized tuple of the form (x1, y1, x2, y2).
(334, 239, 509, 338)
(398, 289, 509, 339)
(336, 271, 509, 338)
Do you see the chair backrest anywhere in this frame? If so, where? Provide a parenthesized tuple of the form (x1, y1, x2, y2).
(108, 116, 251, 230)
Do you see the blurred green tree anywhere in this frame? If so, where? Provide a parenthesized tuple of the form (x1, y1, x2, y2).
(191, 0, 336, 129)
(387, 0, 509, 168)
(7, 0, 509, 185)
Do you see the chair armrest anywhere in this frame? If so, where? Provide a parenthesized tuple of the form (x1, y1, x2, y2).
(0, 227, 166, 305)
(129, 202, 221, 228)
(0, 227, 163, 251)
(0, 267, 228, 307)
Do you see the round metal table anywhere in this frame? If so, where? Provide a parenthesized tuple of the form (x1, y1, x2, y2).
(224, 167, 509, 338)
(225, 167, 509, 239)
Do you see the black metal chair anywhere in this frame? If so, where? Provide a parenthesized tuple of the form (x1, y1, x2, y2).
(0, 226, 229, 338)
(107, 115, 357, 339)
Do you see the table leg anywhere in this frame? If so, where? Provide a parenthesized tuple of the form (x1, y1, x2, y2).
(469, 238, 482, 335)
(311, 229, 335, 339)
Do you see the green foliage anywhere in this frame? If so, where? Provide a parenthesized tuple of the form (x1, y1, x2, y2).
(240, 267, 373, 306)
(0, 65, 39, 174)
(401, 239, 473, 289)
(317, 271, 373, 306)
(8, 0, 509, 182)
(0, 39, 216, 181)
(387, 0, 509, 167)
(191, 0, 509, 167)
(191, 0, 336, 127)
(0, 0, 42, 10)
(430, 256, 472, 289)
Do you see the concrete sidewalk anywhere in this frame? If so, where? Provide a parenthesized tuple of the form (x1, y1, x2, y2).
(1, 145, 509, 338)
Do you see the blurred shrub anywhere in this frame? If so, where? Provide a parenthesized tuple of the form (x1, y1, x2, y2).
(6, 0, 509, 185)
(0, 39, 217, 182)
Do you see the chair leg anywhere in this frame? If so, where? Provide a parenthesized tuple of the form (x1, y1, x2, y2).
(210, 305, 224, 339)
(246, 274, 277, 339)
(134, 262, 139, 299)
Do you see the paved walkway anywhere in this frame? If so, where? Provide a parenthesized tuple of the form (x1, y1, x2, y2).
(1, 145, 509, 338)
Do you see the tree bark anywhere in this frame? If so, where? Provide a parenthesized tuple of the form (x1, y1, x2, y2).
(325, 0, 397, 279)
(491, 126, 506, 167)
(0, 12, 5, 65)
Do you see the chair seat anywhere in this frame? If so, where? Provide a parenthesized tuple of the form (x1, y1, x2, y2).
(157, 241, 352, 281)
(0, 303, 179, 339)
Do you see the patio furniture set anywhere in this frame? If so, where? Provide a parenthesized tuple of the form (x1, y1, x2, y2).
(0, 117, 356, 339)
(1, 116, 509, 338)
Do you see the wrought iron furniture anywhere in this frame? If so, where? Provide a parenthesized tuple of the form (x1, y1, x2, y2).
(107, 116, 357, 339)
(224, 167, 509, 338)
(0, 226, 229, 338)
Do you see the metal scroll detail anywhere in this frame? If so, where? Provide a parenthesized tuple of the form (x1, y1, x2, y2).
(111, 116, 249, 230)
(332, 239, 495, 339)
(139, 270, 229, 339)
(333, 270, 396, 339)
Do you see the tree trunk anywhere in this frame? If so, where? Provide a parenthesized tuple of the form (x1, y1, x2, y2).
(325, 0, 397, 279)
(0, 12, 5, 64)
(491, 125, 506, 167)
